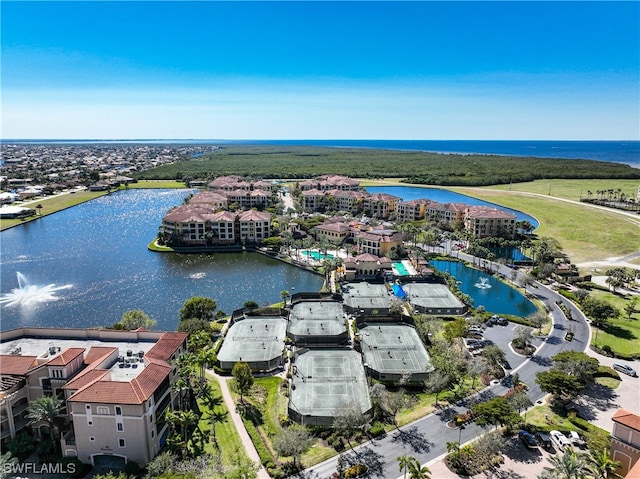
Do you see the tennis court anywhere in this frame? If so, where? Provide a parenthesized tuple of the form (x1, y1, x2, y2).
(403, 282, 467, 315)
(289, 348, 372, 426)
(359, 322, 433, 382)
(217, 317, 287, 371)
(341, 281, 391, 313)
(288, 300, 347, 344)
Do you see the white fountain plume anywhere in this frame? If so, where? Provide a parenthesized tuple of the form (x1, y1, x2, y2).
(0, 272, 73, 307)
(474, 277, 492, 289)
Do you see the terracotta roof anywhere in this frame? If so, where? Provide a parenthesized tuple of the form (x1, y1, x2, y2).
(68, 380, 146, 405)
(239, 210, 271, 221)
(465, 206, 516, 219)
(355, 253, 380, 262)
(48, 348, 85, 366)
(317, 222, 351, 233)
(612, 408, 640, 431)
(145, 332, 188, 362)
(0, 355, 38, 375)
(84, 347, 118, 365)
(68, 363, 172, 405)
(63, 369, 110, 391)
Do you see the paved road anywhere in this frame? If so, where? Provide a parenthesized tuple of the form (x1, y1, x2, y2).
(299, 254, 591, 479)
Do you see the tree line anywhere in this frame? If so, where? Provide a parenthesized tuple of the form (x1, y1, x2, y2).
(135, 145, 640, 186)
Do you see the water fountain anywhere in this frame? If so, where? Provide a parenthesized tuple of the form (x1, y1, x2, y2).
(474, 277, 492, 289)
(0, 272, 73, 307)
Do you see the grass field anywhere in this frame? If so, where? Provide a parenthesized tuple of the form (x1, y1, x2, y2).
(588, 289, 640, 359)
(201, 373, 248, 465)
(479, 179, 639, 203)
(125, 180, 188, 189)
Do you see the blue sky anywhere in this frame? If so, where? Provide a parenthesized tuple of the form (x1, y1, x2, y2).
(2, 1, 638, 140)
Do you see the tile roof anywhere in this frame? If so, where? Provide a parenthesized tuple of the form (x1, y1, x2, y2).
(48, 347, 85, 366)
(68, 363, 171, 405)
(83, 347, 118, 365)
(145, 332, 188, 362)
(63, 369, 110, 391)
(612, 408, 640, 431)
(0, 355, 38, 375)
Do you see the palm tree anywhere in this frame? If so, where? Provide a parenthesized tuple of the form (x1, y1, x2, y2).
(280, 289, 290, 306)
(544, 448, 589, 479)
(27, 396, 65, 456)
(406, 456, 431, 478)
(587, 448, 621, 479)
(398, 455, 412, 479)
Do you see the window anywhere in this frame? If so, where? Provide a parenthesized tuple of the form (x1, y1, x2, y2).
(88, 421, 93, 426)
(117, 423, 123, 431)
(118, 438, 125, 448)
(89, 436, 95, 442)
(115, 406, 122, 416)
(96, 406, 109, 415)
(86, 405, 91, 411)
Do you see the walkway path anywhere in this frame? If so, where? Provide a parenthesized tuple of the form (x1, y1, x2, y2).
(209, 371, 271, 479)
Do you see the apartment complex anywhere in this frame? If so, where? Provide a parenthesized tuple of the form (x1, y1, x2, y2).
(296, 176, 517, 239)
(298, 175, 359, 192)
(161, 206, 271, 246)
(0, 328, 188, 467)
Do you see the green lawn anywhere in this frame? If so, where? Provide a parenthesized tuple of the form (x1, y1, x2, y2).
(451, 188, 640, 264)
(525, 404, 610, 453)
(479, 179, 639, 203)
(200, 373, 248, 465)
(125, 180, 188, 189)
(588, 290, 640, 359)
(0, 190, 109, 231)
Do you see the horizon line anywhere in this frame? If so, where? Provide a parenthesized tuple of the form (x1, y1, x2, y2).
(3, 138, 639, 142)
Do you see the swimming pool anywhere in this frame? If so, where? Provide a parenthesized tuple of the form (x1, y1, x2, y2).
(391, 283, 407, 299)
(393, 261, 411, 276)
(301, 250, 335, 261)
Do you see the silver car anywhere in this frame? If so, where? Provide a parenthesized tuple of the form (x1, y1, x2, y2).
(613, 363, 637, 377)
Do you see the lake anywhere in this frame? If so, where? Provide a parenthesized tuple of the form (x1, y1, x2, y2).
(0, 189, 323, 331)
(429, 259, 536, 317)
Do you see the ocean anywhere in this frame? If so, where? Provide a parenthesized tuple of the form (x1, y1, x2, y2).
(5, 139, 639, 166)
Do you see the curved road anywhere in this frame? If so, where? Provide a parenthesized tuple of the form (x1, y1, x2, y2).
(299, 253, 591, 479)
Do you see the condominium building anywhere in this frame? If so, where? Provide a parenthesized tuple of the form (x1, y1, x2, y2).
(0, 328, 188, 467)
(161, 207, 271, 246)
(463, 206, 517, 239)
(355, 228, 404, 257)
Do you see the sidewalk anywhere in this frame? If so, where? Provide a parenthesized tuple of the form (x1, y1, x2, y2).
(210, 371, 271, 479)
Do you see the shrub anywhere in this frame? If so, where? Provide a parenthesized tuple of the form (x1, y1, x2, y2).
(369, 423, 386, 438)
(595, 365, 621, 380)
(344, 464, 367, 478)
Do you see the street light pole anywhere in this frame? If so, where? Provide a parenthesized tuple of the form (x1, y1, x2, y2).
(458, 425, 466, 448)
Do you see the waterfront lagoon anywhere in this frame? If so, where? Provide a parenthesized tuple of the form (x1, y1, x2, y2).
(0, 189, 323, 331)
(429, 259, 536, 317)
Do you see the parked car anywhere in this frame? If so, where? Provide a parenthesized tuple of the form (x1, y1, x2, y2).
(488, 315, 499, 325)
(519, 430, 538, 449)
(613, 363, 637, 377)
(567, 431, 587, 448)
(550, 430, 572, 450)
(535, 432, 552, 449)
(496, 317, 509, 326)
(501, 359, 512, 370)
